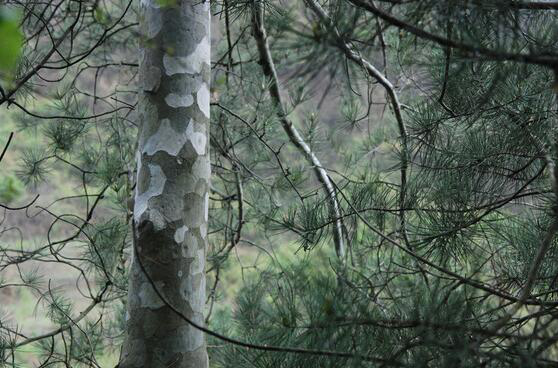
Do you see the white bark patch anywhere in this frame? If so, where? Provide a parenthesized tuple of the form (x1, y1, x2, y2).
(178, 270, 183, 278)
(147, 11, 162, 38)
(193, 247, 205, 274)
(165, 93, 194, 108)
(182, 174, 198, 194)
(134, 164, 167, 222)
(183, 276, 205, 313)
(190, 0, 210, 16)
(204, 192, 209, 222)
(199, 222, 207, 240)
(188, 251, 204, 275)
(196, 83, 210, 118)
(192, 156, 210, 179)
(138, 281, 166, 309)
(182, 241, 204, 274)
(162, 36, 210, 75)
(186, 120, 206, 155)
(174, 225, 189, 244)
(181, 233, 198, 258)
(189, 35, 210, 71)
(162, 55, 190, 76)
(144, 119, 187, 156)
(135, 151, 143, 178)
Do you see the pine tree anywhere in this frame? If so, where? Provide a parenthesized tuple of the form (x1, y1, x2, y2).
(1, 1, 558, 367)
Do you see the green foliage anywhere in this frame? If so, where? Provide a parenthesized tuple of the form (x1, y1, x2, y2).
(93, 6, 110, 26)
(0, 175, 23, 203)
(17, 146, 51, 185)
(3, 0, 558, 366)
(211, 254, 492, 367)
(155, 0, 178, 8)
(0, 7, 22, 73)
(43, 120, 88, 153)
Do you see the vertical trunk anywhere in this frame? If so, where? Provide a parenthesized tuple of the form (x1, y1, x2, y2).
(119, 1, 210, 367)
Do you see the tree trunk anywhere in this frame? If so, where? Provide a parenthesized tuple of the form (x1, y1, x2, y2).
(119, 1, 210, 367)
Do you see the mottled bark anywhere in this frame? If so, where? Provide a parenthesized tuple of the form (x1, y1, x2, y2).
(119, 1, 210, 367)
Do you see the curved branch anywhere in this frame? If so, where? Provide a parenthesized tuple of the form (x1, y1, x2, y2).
(251, 3, 346, 260)
(304, 0, 410, 246)
(347, 0, 558, 68)
(14, 281, 112, 348)
(0, 132, 14, 164)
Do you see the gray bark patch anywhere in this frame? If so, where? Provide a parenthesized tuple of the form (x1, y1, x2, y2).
(143, 119, 188, 156)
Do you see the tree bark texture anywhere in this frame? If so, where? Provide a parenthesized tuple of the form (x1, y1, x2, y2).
(119, 1, 210, 367)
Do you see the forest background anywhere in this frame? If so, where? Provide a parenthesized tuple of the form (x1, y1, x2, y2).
(1, 0, 558, 367)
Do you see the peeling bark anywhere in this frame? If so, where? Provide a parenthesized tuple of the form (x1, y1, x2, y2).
(119, 1, 210, 367)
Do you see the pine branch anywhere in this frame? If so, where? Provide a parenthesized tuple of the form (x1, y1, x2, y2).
(304, 0, 411, 248)
(250, 3, 346, 260)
